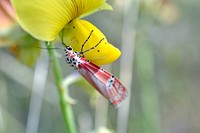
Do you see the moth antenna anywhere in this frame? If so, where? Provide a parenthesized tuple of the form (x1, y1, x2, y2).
(81, 30, 94, 53)
(37, 46, 63, 50)
(81, 38, 105, 54)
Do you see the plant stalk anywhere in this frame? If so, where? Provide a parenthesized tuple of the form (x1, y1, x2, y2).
(46, 42, 76, 133)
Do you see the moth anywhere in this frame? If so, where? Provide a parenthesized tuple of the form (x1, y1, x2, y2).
(64, 45, 128, 108)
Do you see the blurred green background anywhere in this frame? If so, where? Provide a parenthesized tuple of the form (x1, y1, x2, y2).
(0, 0, 200, 133)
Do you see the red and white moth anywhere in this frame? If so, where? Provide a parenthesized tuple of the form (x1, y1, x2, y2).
(64, 46, 128, 108)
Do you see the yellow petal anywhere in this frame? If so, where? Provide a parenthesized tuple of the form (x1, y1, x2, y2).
(78, 1, 113, 18)
(61, 19, 121, 66)
(11, 0, 112, 41)
(11, 0, 72, 41)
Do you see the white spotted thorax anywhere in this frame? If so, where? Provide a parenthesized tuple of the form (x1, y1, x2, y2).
(65, 46, 82, 70)
(64, 46, 128, 108)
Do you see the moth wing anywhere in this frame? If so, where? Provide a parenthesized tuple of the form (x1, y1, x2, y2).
(78, 59, 128, 108)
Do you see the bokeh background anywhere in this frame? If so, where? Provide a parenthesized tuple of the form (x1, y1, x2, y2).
(0, 0, 200, 133)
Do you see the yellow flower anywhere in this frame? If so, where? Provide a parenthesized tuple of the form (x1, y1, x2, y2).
(61, 19, 121, 65)
(11, 0, 121, 65)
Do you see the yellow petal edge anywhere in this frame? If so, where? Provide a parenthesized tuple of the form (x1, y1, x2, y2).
(11, 0, 112, 41)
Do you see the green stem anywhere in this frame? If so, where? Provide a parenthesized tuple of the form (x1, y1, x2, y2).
(46, 42, 76, 133)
